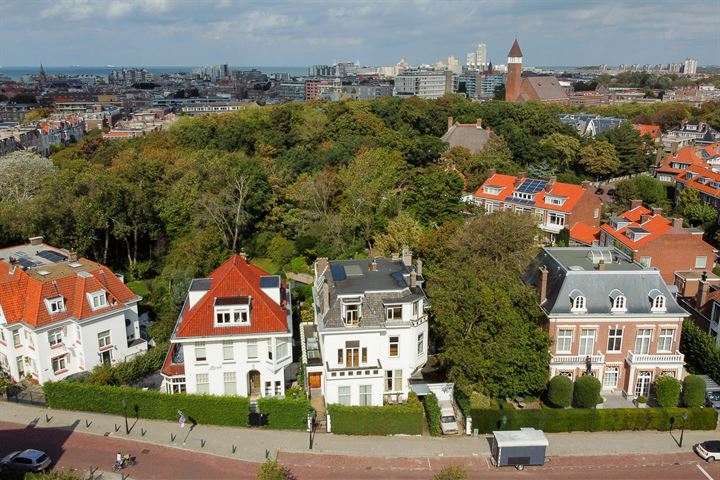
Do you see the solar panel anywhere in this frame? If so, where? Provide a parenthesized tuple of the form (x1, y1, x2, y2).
(516, 179, 547, 194)
(18, 258, 38, 269)
(507, 197, 536, 205)
(36, 250, 67, 263)
(259, 276, 280, 288)
(330, 264, 346, 281)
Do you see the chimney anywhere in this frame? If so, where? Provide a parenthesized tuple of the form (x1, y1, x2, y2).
(640, 214, 651, 224)
(416, 259, 423, 277)
(68, 249, 78, 262)
(582, 180, 592, 189)
(696, 272, 711, 307)
(316, 257, 329, 277)
(476, 118, 482, 129)
(545, 175, 556, 192)
(401, 245, 412, 267)
(598, 260, 607, 271)
(486, 168, 496, 179)
(630, 199, 643, 210)
(539, 266, 549, 304)
(409, 270, 417, 288)
(391, 252, 400, 261)
(447, 116, 454, 130)
(672, 217, 684, 229)
(651, 207, 662, 216)
(515, 172, 526, 187)
(29, 236, 43, 246)
(671, 142, 678, 154)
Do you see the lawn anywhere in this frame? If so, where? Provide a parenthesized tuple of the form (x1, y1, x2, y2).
(126, 280, 151, 297)
(252, 257, 281, 275)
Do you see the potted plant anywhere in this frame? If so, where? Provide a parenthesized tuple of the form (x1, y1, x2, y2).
(636, 395, 648, 408)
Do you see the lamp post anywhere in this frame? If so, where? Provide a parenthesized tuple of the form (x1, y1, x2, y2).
(308, 408, 316, 449)
(122, 397, 129, 435)
(679, 411, 689, 448)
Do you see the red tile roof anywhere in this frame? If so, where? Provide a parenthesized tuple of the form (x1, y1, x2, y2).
(569, 223, 600, 245)
(0, 256, 138, 328)
(675, 164, 720, 199)
(473, 174, 589, 213)
(658, 143, 720, 175)
(633, 124, 661, 138)
(601, 210, 676, 249)
(174, 255, 289, 338)
(161, 343, 184, 376)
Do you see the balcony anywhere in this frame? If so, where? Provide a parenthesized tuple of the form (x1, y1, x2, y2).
(550, 353, 604, 365)
(626, 351, 684, 364)
(540, 222, 565, 234)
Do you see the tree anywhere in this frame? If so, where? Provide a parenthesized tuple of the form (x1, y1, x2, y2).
(493, 83, 505, 100)
(597, 122, 648, 175)
(372, 212, 424, 257)
(547, 375, 573, 408)
(579, 141, 620, 178)
(677, 187, 717, 227)
(574, 375, 601, 408)
(540, 133, 581, 171)
(682, 375, 706, 408)
(0, 151, 57, 203)
(257, 459, 296, 480)
(267, 235, 296, 267)
(456, 136, 518, 192)
(405, 167, 464, 226)
(613, 176, 668, 210)
(654, 375, 681, 408)
(21, 108, 52, 124)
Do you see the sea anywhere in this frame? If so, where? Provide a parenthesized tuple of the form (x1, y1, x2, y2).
(0, 66, 309, 80)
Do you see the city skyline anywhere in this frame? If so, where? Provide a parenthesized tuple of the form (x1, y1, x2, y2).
(0, 0, 718, 67)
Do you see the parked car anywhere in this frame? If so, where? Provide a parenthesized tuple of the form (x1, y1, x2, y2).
(607, 189, 616, 196)
(694, 441, 720, 462)
(439, 401, 458, 435)
(706, 390, 720, 411)
(595, 188, 604, 195)
(0, 449, 52, 473)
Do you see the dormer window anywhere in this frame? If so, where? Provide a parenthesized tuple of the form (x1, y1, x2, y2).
(483, 185, 503, 195)
(87, 291, 107, 310)
(341, 297, 362, 326)
(649, 289, 667, 312)
(46, 296, 65, 314)
(385, 305, 403, 321)
(214, 297, 251, 326)
(570, 290, 586, 313)
(609, 289, 627, 313)
(545, 195, 567, 206)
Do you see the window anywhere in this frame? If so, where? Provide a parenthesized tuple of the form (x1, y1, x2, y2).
(276, 339, 289, 360)
(635, 371, 652, 397)
(337, 348, 343, 365)
(169, 376, 186, 394)
(385, 369, 403, 392)
(386, 305, 403, 321)
(97, 330, 111, 349)
(547, 212, 565, 226)
(652, 294, 666, 312)
(88, 291, 107, 310)
(343, 302, 360, 326)
(196, 373, 209, 394)
(695, 256, 707, 268)
(268, 344, 273, 360)
(612, 295, 626, 312)
(247, 341, 258, 359)
(658, 329, 674, 352)
(46, 297, 65, 314)
(556, 329, 573, 353)
(571, 294, 586, 312)
(412, 301, 420, 317)
(345, 342, 360, 367)
(361, 348, 367, 363)
(635, 329, 652, 355)
(224, 372, 236, 395)
(417, 333, 425, 355)
(215, 307, 249, 325)
(195, 342, 207, 362)
(389, 336, 399, 357)
(359, 385, 372, 406)
(578, 329, 596, 356)
(603, 366, 619, 388)
(12, 330, 20, 347)
(338, 386, 351, 406)
(51, 355, 67, 374)
(607, 328, 623, 352)
(485, 201, 499, 213)
(545, 196, 566, 206)
(223, 341, 234, 361)
(48, 328, 63, 347)
(0, 353, 8, 369)
(640, 256, 652, 267)
(483, 186, 502, 195)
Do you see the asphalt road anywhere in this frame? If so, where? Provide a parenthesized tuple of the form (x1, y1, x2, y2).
(1, 421, 719, 480)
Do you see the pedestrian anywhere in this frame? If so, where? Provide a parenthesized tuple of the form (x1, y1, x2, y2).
(116, 452, 122, 468)
(178, 410, 185, 428)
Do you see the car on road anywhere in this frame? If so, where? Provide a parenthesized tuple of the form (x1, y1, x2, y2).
(439, 401, 458, 435)
(694, 441, 720, 462)
(0, 449, 52, 473)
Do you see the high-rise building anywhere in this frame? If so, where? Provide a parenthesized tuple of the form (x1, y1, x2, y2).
(683, 58, 698, 75)
(447, 55, 462, 75)
(505, 39, 523, 102)
(476, 43, 487, 69)
(466, 52, 477, 68)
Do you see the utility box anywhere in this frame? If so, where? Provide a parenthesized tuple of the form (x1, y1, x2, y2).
(491, 428, 548, 471)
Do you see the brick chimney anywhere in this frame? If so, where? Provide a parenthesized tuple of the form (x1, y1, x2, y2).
(68, 249, 78, 262)
(29, 236, 43, 246)
(409, 270, 417, 288)
(630, 199, 643, 210)
(672, 217, 684, 229)
(391, 252, 400, 261)
(651, 207, 662, 216)
(515, 172, 526, 187)
(476, 118, 482, 129)
(539, 266, 549, 304)
(640, 214, 651, 223)
(486, 168, 496, 179)
(447, 116, 454, 131)
(401, 245, 412, 267)
(696, 272, 711, 307)
(545, 176, 556, 192)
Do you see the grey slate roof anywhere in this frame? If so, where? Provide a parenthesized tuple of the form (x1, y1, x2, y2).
(525, 247, 687, 316)
(441, 123, 495, 154)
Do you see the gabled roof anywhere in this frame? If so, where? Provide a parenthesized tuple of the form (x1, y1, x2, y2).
(521, 76, 568, 102)
(473, 173, 590, 213)
(675, 164, 720, 199)
(441, 122, 495, 154)
(569, 223, 600, 245)
(508, 39, 523, 57)
(634, 124, 661, 138)
(174, 255, 289, 338)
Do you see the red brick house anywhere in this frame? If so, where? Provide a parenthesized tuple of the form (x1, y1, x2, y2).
(655, 142, 720, 183)
(674, 164, 720, 217)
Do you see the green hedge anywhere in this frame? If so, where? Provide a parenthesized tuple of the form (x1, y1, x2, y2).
(683, 375, 707, 407)
(328, 392, 423, 435)
(574, 375, 601, 408)
(423, 393, 442, 436)
(44, 381, 249, 427)
(470, 406, 717, 434)
(81, 344, 169, 386)
(655, 376, 681, 408)
(547, 376, 573, 408)
(257, 396, 311, 430)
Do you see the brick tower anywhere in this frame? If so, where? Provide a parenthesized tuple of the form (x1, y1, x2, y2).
(505, 39, 523, 102)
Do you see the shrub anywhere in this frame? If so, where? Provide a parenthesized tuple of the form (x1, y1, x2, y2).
(257, 459, 296, 480)
(433, 464, 468, 480)
(547, 375, 573, 408)
(654, 376, 681, 408)
(257, 396, 311, 430)
(637, 395, 648, 404)
(574, 375, 601, 408)
(469, 406, 716, 434)
(424, 393, 442, 436)
(682, 375, 707, 407)
(680, 319, 720, 384)
(328, 392, 423, 435)
(44, 381, 249, 427)
(83, 345, 169, 386)
(469, 391, 497, 410)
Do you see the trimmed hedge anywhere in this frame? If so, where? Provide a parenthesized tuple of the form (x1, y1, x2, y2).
(328, 392, 423, 435)
(680, 319, 720, 384)
(257, 396, 311, 430)
(682, 375, 707, 408)
(547, 376, 573, 408)
(574, 375, 601, 408)
(470, 406, 717, 434)
(44, 381, 249, 427)
(655, 376, 681, 408)
(423, 393, 442, 436)
(81, 344, 169, 386)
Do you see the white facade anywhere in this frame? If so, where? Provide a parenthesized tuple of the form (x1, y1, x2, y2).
(393, 70, 449, 99)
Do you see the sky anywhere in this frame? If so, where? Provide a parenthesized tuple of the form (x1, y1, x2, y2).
(0, 0, 718, 67)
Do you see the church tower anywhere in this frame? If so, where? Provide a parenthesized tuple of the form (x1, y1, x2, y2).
(505, 39, 523, 102)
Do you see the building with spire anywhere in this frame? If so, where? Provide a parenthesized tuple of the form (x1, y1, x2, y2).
(38, 64, 47, 86)
(504, 39, 568, 105)
(505, 39, 523, 102)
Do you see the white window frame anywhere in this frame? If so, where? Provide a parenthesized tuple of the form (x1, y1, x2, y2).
(223, 341, 234, 362)
(571, 295, 586, 312)
(87, 291, 107, 310)
(196, 373, 209, 394)
(223, 371, 237, 395)
(359, 385, 372, 406)
(46, 296, 65, 314)
(635, 329, 652, 355)
(607, 327, 623, 352)
(342, 300, 361, 326)
(385, 305, 403, 321)
(384, 369, 403, 392)
(612, 295, 626, 312)
(12, 330, 20, 347)
(215, 306, 250, 326)
(658, 328, 674, 353)
(48, 328, 63, 347)
(578, 329, 596, 356)
(412, 301, 420, 318)
(603, 366, 619, 388)
(195, 342, 207, 362)
(651, 295, 666, 312)
(556, 329, 573, 354)
(389, 336, 399, 357)
(247, 341, 258, 359)
(417, 333, 424, 356)
(338, 386, 351, 406)
(275, 339, 289, 360)
(695, 256, 708, 268)
(547, 212, 565, 226)
(640, 256, 652, 267)
(97, 330, 111, 349)
(51, 355, 67, 374)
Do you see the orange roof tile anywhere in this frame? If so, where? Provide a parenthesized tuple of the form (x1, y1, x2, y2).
(473, 174, 590, 213)
(633, 124, 661, 138)
(161, 343, 184, 376)
(601, 212, 674, 249)
(569, 223, 600, 245)
(675, 165, 720, 199)
(622, 205, 652, 222)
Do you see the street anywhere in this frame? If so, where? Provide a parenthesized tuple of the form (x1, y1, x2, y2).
(1, 421, 719, 480)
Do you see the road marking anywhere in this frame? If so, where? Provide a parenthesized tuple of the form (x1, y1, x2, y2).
(696, 463, 715, 480)
(427, 457, 431, 470)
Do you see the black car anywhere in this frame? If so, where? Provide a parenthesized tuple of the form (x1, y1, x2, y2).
(607, 189, 616, 196)
(694, 441, 720, 462)
(595, 188, 604, 195)
(0, 449, 52, 473)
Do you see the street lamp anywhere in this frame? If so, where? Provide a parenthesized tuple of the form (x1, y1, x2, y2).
(122, 397, 129, 434)
(679, 411, 689, 448)
(307, 408, 316, 450)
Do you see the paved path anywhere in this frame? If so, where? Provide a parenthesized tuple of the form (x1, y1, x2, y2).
(1, 401, 718, 462)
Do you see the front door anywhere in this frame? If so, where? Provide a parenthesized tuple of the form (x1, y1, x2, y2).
(635, 371, 652, 397)
(309, 372, 321, 389)
(248, 370, 261, 396)
(99, 350, 112, 365)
